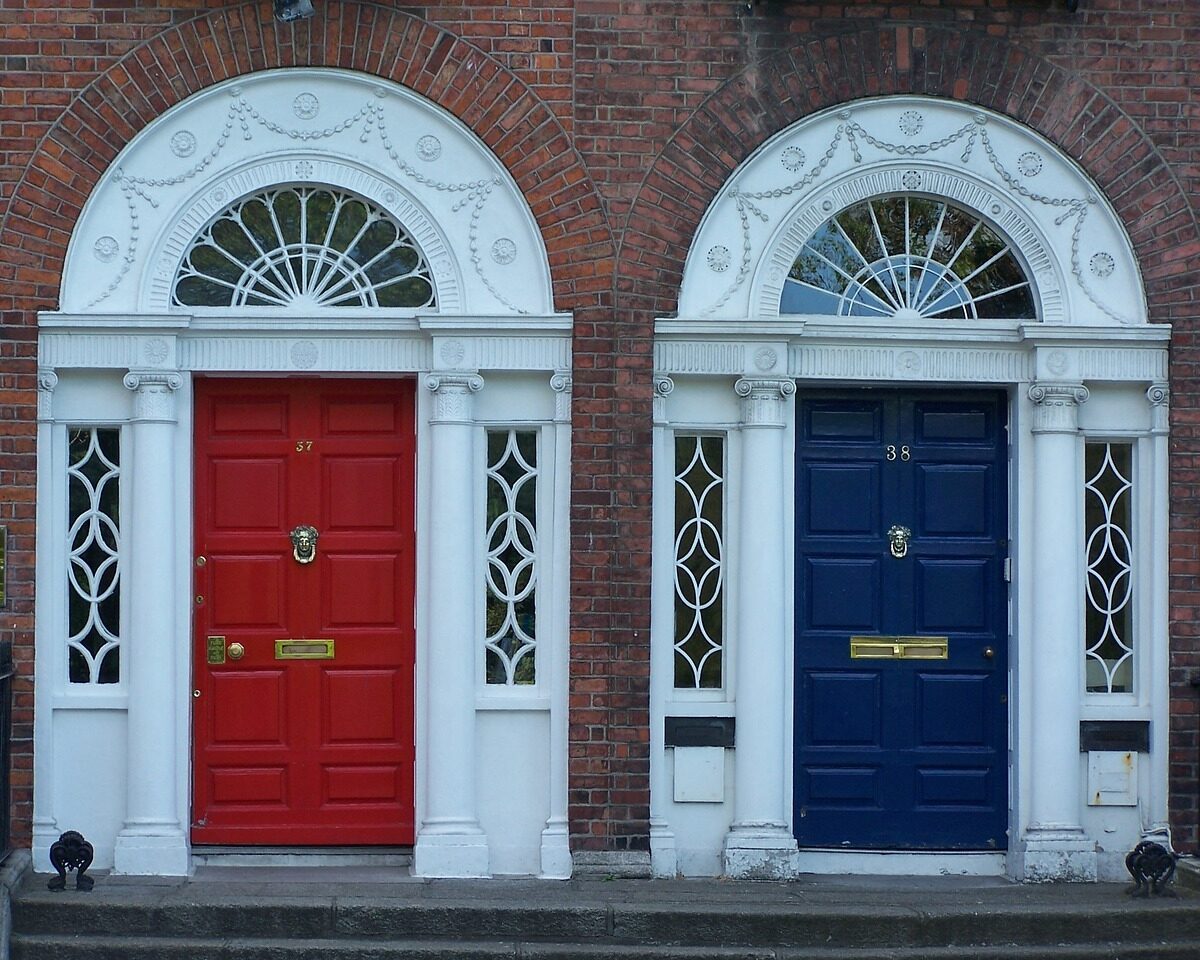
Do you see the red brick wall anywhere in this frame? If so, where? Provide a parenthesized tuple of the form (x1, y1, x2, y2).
(2, 0, 1199, 856)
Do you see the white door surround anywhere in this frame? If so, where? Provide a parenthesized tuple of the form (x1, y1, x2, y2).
(652, 96, 1169, 881)
(36, 68, 572, 879)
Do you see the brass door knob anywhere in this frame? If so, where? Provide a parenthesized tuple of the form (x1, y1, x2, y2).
(983, 647, 995, 660)
(227, 642, 245, 660)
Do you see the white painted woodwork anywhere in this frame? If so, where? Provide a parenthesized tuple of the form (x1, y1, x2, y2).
(655, 95, 1171, 882)
(37, 68, 570, 879)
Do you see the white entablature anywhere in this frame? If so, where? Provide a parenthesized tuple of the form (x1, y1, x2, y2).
(60, 68, 554, 317)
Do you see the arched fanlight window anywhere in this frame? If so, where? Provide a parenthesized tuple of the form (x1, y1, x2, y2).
(173, 186, 436, 309)
(781, 196, 1034, 320)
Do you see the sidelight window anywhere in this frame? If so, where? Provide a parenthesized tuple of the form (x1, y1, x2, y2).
(67, 428, 121, 684)
(484, 430, 538, 685)
(782, 195, 1035, 320)
(673, 435, 725, 689)
(1084, 441, 1134, 694)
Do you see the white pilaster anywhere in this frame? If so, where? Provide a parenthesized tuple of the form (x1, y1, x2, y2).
(539, 372, 573, 879)
(1022, 381, 1096, 881)
(1144, 382, 1171, 845)
(114, 370, 188, 876)
(414, 372, 490, 878)
(723, 377, 798, 879)
(32, 369, 60, 867)
(649, 375, 679, 877)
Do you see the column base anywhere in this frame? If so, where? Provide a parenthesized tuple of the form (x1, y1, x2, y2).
(538, 817, 572, 879)
(32, 821, 62, 874)
(113, 825, 189, 876)
(650, 819, 678, 878)
(722, 823, 798, 880)
(413, 822, 490, 878)
(1020, 829, 1097, 882)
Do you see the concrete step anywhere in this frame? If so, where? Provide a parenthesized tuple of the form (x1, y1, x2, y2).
(12, 873, 1200, 959)
(13, 892, 1200, 948)
(12, 932, 1200, 960)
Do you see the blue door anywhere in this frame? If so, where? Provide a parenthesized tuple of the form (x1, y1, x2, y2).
(794, 391, 1008, 849)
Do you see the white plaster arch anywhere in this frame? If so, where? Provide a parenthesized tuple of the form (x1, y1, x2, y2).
(679, 96, 1146, 327)
(61, 68, 554, 316)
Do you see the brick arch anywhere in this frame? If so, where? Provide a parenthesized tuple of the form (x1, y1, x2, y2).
(0, 0, 613, 314)
(619, 24, 1198, 323)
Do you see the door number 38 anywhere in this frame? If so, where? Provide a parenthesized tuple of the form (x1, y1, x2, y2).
(886, 445, 912, 461)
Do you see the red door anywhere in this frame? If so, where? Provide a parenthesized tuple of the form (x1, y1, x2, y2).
(192, 379, 416, 845)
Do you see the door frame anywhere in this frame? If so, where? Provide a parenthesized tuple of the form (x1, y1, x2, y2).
(791, 386, 1011, 852)
(190, 376, 418, 846)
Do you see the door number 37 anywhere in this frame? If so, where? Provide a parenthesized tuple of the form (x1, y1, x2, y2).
(886, 445, 912, 461)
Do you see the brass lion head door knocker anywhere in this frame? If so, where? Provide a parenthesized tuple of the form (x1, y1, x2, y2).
(886, 524, 912, 559)
(289, 524, 319, 564)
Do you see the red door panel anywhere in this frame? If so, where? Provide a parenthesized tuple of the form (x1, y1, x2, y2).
(193, 378, 416, 845)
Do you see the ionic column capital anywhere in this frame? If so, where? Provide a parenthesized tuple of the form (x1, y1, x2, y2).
(1147, 382, 1169, 434)
(123, 370, 182, 422)
(37, 368, 58, 422)
(735, 378, 795, 428)
(424, 372, 484, 424)
(550, 371, 572, 424)
(653, 375, 674, 426)
(1028, 381, 1088, 434)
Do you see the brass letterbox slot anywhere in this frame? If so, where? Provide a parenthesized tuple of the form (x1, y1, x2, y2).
(206, 635, 226, 665)
(850, 636, 949, 660)
(275, 639, 335, 660)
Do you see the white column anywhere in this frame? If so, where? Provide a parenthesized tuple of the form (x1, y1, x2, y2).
(32, 369, 60, 867)
(1144, 382, 1171, 844)
(723, 377, 797, 879)
(114, 370, 188, 876)
(1022, 381, 1096, 881)
(539, 371, 573, 879)
(413, 372, 490, 878)
(648, 376, 678, 877)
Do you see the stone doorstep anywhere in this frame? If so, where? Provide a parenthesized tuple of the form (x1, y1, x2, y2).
(10, 870, 1200, 953)
(1176, 857, 1200, 892)
(11, 934, 1200, 960)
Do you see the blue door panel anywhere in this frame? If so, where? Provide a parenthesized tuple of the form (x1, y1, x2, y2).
(804, 671, 881, 745)
(806, 559, 880, 629)
(915, 559, 990, 630)
(806, 463, 880, 535)
(803, 767, 881, 807)
(917, 674, 989, 745)
(808, 406, 882, 440)
(918, 464, 991, 535)
(916, 407, 991, 441)
(915, 768, 992, 806)
(795, 390, 1008, 850)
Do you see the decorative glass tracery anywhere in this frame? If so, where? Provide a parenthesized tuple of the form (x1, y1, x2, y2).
(173, 186, 436, 309)
(782, 196, 1035, 320)
(485, 430, 538, 685)
(674, 435, 724, 689)
(1084, 442, 1134, 694)
(67, 428, 121, 684)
